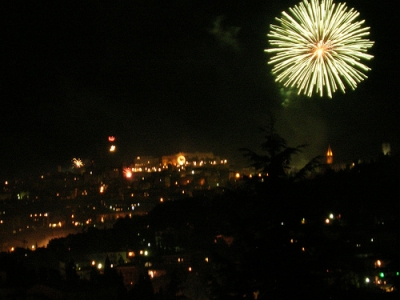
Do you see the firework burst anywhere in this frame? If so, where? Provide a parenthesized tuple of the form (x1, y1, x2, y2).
(72, 158, 84, 169)
(266, 0, 374, 98)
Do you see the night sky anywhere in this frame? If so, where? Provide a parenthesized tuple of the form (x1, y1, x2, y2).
(1, 0, 399, 177)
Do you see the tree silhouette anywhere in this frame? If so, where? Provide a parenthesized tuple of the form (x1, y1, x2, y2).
(240, 119, 321, 181)
(65, 259, 79, 282)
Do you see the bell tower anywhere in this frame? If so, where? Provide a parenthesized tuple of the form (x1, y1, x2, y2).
(326, 145, 333, 165)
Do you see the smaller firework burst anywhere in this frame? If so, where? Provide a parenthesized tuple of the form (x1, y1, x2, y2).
(123, 168, 133, 179)
(72, 158, 84, 169)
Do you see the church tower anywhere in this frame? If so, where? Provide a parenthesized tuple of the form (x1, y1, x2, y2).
(326, 145, 333, 165)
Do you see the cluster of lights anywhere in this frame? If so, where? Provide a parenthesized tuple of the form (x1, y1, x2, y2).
(30, 213, 48, 218)
(325, 213, 340, 224)
(363, 259, 399, 292)
(91, 260, 113, 270)
(49, 222, 62, 228)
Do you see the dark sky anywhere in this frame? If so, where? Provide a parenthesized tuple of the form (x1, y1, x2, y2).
(1, 0, 399, 177)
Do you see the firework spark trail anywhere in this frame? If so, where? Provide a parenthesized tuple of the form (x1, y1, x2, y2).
(266, 0, 374, 98)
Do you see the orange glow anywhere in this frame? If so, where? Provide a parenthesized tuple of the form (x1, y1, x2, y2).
(108, 136, 115, 142)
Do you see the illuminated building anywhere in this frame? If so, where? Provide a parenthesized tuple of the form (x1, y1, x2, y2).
(161, 152, 228, 167)
(133, 156, 161, 169)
